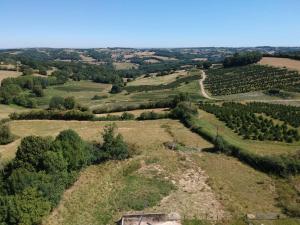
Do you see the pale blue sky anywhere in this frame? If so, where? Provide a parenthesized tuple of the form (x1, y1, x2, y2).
(1, 0, 300, 48)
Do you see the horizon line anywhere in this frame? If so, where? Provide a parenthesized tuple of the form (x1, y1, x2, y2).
(1, 45, 300, 50)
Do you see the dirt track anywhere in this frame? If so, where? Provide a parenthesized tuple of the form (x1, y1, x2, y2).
(199, 70, 217, 100)
(150, 154, 228, 220)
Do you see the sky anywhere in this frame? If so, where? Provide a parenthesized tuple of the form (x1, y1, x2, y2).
(0, 0, 300, 48)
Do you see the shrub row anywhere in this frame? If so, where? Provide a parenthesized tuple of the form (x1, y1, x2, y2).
(92, 100, 172, 114)
(10, 110, 95, 121)
(137, 111, 169, 120)
(9, 110, 169, 122)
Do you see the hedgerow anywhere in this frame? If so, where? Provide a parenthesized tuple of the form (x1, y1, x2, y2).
(92, 100, 172, 114)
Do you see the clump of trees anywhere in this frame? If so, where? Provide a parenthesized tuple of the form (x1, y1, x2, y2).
(137, 111, 169, 120)
(49, 96, 81, 110)
(110, 84, 123, 94)
(223, 52, 262, 68)
(0, 124, 129, 225)
(0, 124, 15, 145)
(170, 101, 198, 121)
(0, 75, 63, 108)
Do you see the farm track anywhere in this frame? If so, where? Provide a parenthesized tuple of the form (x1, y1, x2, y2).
(199, 70, 218, 100)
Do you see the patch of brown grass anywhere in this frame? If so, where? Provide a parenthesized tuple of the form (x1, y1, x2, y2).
(197, 153, 281, 216)
(0, 70, 21, 83)
(259, 57, 300, 72)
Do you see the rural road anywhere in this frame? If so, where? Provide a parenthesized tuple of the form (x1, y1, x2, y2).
(199, 70, 216, 100)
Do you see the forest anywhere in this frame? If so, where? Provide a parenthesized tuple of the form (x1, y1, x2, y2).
(223, 52, 262, 68)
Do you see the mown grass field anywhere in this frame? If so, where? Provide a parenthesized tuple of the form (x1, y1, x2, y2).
(196, 109, 300, 156)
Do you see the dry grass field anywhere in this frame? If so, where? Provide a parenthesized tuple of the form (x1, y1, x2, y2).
(113, 62, 138, 70)
(197, 153, 281, 216)
(2, 119, 212, 161)
(0, 119, 287, 225)
(0, 70, 21, 83)
(259, 57, 300, 72)
(0, 104, 29, 120)
(128, 70, 187, 86)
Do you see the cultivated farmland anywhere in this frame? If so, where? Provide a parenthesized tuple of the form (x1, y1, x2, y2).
(204, 65, 300, 95)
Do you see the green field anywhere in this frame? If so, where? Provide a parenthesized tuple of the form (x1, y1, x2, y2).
(33, 80, 111, 107)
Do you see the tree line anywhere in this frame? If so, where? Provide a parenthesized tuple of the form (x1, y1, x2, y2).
(223, 52, 262, 68)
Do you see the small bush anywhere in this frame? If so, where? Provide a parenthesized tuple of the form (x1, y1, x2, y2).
(0, 125, 15, 145)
